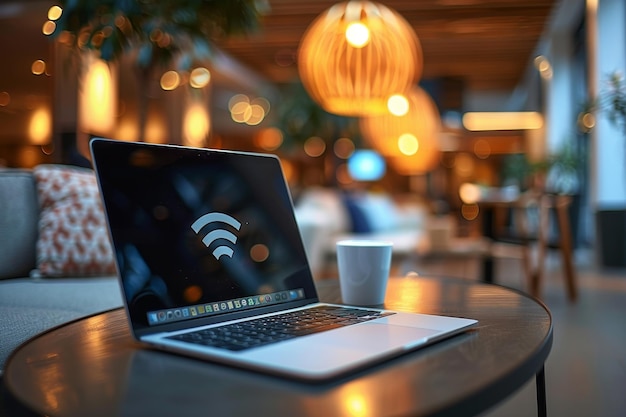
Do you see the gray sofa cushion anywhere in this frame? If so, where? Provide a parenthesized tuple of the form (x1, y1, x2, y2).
(0, 170, 38, 279)
(0, 277, 123, 374)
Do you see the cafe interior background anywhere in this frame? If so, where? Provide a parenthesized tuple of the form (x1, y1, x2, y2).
(2, 0, 626, 274)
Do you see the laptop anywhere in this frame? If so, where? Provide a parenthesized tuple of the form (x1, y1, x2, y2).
(89, 138, 477, 381)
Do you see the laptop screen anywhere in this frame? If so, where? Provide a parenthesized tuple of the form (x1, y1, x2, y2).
(91, 139, 318, 332)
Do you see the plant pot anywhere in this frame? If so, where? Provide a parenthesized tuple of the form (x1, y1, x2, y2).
(596, 208, 626, 268)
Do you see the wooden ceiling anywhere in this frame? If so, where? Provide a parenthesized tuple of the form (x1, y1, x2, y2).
(216, 0, 559, 92)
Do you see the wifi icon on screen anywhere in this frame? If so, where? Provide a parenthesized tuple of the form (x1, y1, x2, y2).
(191, 212, 242, 260)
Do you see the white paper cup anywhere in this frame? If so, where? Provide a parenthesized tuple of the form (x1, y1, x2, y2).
(336, 240, 393, 306)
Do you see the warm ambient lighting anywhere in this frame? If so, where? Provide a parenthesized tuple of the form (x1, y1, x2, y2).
(361, 86, 441, 175)
(304, 136, 326, 157)
(42, 21, 56, 36)
(183, 102, 210, 147)
(189, 67, 211, 88)
(29, 107, 51, 145)
(578, 111, 595, 133)
(462, 112, 544, 131)
(298, 1, 422, 116)
(397, 133, 419, 155)
(160, 71, 180, 90)
(31, 60, 46, 75)
(48, 5, 63, 21)
(534, 56, 553, 80)
(459, 183, 482, 204)
(387, 94, 409, 116)
(228, 94, 270, 126)
(334, 137, 356, 159)
(79, 56, 116, 134)
(254, 128, 284, 151)
(345, 22, 370, 47)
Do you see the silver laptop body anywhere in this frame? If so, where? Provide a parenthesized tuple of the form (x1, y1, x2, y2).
(90, 138, 476, 381)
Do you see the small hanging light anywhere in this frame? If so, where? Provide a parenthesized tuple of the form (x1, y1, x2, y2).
(298, 1, 422, 116)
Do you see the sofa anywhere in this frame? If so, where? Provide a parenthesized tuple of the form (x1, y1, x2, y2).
(0, 165, 123, 377)
(293, 187, 431, 278)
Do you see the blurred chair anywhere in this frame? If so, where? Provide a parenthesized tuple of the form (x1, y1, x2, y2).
(490, 192, 578, 302)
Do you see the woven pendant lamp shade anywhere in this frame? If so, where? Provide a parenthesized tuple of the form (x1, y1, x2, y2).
(298, 1, 422, 116)
(360, 86, 441, 174)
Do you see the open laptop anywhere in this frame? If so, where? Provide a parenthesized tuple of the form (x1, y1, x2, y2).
(90, 138, 477, 381)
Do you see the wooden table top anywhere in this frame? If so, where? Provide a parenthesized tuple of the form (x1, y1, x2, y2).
(4, 275, 552, 417)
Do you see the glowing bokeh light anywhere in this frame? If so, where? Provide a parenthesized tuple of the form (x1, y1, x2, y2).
(48, 5, 62, 20)
(397, 133, 419, 155)
(387, 94, 409, 116)
(229, 95, 269, 125)
(250, 244, 270, 262)
(347, 150, 386, 181)
(183, 103, 210, 147)
(29, 107, 51, 145)
(190, 67, 211, 88)
(473, 139, 491, 159)
(246, 104, 265, 126)
(231, 101, 252, 123)
(459, 183, 482, 204)
(42, 21, 56, 36)
(251, 97, 271, 114)
(145, 113, 167, 144)
(462, 112, 543, 131)
(334, 137, 356, 159)
(184, 285, 203, 303)
(80, 57, 115, 134)
(255, 128, 284, 151)
(345, 22, 370, 48)
(578, 112, 595, 132)
(160, 71, 180, 90)
(31, 60, 46, 75)
(228, 94, 249, 111)
(461, 203, 480, 221)
(345, 394, 370, 417)
(304, 136, 326, 157)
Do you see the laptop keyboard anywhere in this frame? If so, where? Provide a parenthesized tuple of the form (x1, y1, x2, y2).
(167, 305, 395, 351)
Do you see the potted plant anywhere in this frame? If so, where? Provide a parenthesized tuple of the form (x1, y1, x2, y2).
(50, 0, 261, 142)
(590, 71, 626, 267)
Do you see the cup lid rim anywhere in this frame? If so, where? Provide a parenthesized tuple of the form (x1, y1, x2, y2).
(336, 239, 394, 247)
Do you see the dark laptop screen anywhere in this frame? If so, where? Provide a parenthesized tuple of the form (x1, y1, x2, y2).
(91, 139, 317, 332)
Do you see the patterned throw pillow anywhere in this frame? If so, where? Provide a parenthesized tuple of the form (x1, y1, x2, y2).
(33, 165, 116, 277)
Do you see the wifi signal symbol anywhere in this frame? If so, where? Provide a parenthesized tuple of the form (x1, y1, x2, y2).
(191, 212, 242, 260)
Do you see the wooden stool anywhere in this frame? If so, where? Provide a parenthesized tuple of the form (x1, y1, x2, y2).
(532, 194, 578, 302)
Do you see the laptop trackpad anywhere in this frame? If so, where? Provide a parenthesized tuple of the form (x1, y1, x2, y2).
(244, 323, 444, 378)
(251, 322, 440, 359)
(322, 322, 441, 351)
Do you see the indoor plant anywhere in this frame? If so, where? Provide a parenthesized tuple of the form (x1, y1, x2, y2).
(50, 0, 261, 142)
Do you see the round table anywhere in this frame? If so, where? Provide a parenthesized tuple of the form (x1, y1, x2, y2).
(4, 276, 552, 417)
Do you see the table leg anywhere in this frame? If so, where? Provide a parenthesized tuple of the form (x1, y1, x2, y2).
(481, 207, 495, 284)
(482, 257, 494, 284)
(536, 365, 547, 417)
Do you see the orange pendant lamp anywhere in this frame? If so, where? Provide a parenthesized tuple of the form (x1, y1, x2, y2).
(297, 1, 422, 116)
(360, 86, 442, 174)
